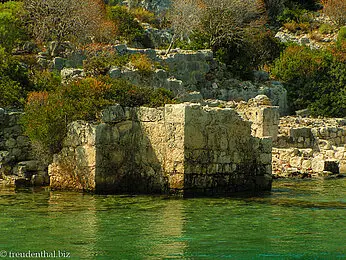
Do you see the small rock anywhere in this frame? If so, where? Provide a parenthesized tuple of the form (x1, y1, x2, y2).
(109, 66, 122, 78)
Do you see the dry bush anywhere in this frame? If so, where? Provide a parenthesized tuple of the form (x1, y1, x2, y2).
(200, 0, 264, 47)
(130, 53, 154, 74)
(322, 0, 346, 26)
(165, 0, 204, 53)
(24, 0, 108, 44)
(93, 20, 117, 44)
(283, 21, 310, 33)
(309, 31, 323, 41)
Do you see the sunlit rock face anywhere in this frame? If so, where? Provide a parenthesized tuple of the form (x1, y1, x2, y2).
(49, 102, 276, 196)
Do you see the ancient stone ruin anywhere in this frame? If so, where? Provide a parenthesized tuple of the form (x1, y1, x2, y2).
(272, 116, 346, 178)
(0, 109, 48, 186)
(53, 44, 288, 115)
(49, 103, 275, 196)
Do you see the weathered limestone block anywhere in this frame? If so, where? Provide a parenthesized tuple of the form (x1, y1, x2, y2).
(163, 51, 212, 86)
(301, 159, 312, 170)
(325, 149, 335, 159)
(60, 68, 84, 83)
(289, 127, 314, 148)
(136, 107, 164, 122)
(339, 160, 346, 173)
(64, 121, 96, 147)
(101, 104, 125, 123)
(260, 153, 272, 165)
(108, 66, 121, 79)
(49, 103, 273, 195)
(260, 138, 273, 153)
(312, 158, 339, 174)
(237, 95, 279, 141)
(290, 156, 303, 168)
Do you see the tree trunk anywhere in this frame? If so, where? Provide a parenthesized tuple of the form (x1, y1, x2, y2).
(165, 33, 177, 56)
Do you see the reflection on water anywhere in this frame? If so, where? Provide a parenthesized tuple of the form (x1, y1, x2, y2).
(48, 192, 98, 257)
(1, 179, 346, 259)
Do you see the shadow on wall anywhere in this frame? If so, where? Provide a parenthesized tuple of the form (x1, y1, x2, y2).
(182, 105, 273, 197)
(94, 107, 169, 194)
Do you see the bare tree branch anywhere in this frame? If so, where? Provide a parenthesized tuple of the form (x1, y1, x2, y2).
(23, 0, 106, 45)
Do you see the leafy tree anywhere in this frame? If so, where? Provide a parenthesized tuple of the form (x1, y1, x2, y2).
(0, 46, 28, 85)
(271, 45, 346, 117)
(262, 0, 287, 21)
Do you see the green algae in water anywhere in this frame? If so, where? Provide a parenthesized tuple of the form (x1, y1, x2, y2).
(1, 179, 346, 259)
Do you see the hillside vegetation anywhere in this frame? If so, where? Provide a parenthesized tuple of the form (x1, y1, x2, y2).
(1, 0, 346, 161)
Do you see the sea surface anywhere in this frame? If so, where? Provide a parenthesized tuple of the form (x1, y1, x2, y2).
(1, 179, 346, 259)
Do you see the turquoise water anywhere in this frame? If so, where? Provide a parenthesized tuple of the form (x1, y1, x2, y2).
(1, 179, 346, 259)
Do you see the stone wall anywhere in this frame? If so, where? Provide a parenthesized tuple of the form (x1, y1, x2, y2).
(272, 116, 346, 178)
(49, 103, 273, 196)
(182, 104, 272, 196)
(236, 95, 280, 142)
(0, 109, 48, 186)
(57, 45, 288, 115)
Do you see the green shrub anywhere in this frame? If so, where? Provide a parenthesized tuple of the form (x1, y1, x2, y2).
(22, 78, 112, 156)
(337, 26, 346, 47)
(215, 28, 282, 79)
(270, 45, 346, 117)
(0, 47, 28, 85)
(174, 32, 210, 50)
(308, 61, 346, 117)
(22, 76, 175, 159)
(0, 1, 28, 52)
(271, 45, 330, 82)
(0, 76, 22, 107)
(131, 7, 156, 24)
(147, 88, 175, 107)
(22, 91, 68, 155)
(84, 51, 159, 77)
(0, 47, 28, 107)
(104, 0, 122, 6)
(83, 50, 131, 76)
(331, 40, 346, 62)
(283, 21, 310, 33)
(319, 23, 334, 34)
(130, 53, 154, 74)
(107, 5, 144, 43)
(101, 76, 175, 107)
(244, 28, 283, 71)
(265, 0, 320, 24)
(28, 69, 61, 92)
(83, 52, 114, 76)
(277, 7, 311, 24)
